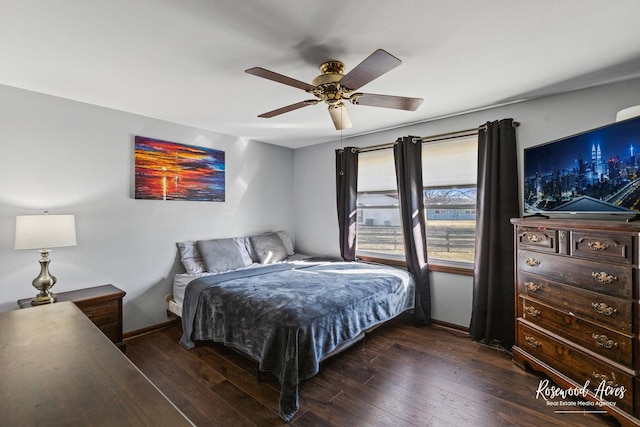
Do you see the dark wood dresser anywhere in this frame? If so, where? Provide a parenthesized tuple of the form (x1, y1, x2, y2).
(0, 301, 193, 426)
(511, 218, 640, 425)
(18, 284, 126, 350)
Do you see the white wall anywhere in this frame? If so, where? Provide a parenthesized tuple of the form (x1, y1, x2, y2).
(293, 78, 640, 328)
(0, 84, 295, 332)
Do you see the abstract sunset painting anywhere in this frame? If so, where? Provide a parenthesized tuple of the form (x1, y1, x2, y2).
(134, 136, 225, 201)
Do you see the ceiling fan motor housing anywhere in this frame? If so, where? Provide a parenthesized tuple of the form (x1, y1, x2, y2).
(312, 61, 350, 105)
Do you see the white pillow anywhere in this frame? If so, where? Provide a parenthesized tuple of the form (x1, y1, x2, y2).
(233, 237, 254, 266)
(177, 241, 205, 274)
(276, 231, 295, 256)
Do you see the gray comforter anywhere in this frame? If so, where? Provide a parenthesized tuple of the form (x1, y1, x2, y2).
(180, 259, 415, 422)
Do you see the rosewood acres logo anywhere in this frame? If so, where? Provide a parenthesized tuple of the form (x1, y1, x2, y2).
(535, 379, 625, 412)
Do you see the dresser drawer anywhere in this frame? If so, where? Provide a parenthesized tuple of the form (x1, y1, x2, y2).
(516, 226, 559, 253)
(517, 321, 633, 413)
(74, 299, 119, 328)
(570, 231, 633, 265)
(518, 250, 633, 299)
(518, 272, 632, 333)
(519, 297, 633, 366)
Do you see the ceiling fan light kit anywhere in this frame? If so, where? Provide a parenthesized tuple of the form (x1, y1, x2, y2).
(328, 102, 353, 130)
(246, 49, 423, 130)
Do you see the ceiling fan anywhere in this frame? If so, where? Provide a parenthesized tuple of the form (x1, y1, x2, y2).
(245, 49, 423, 130)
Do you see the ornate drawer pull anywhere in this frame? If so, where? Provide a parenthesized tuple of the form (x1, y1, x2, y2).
(525, 257, 540, 267)
(592, 372, 619, 388)
(592, 334, 618, 349)
(588, 241, 610, 251)
(525, 336, 541, 348)
(591, 271, 617, 284)
(526, 234, 542, 243)
(525, 305, 541, 317)
(592, 302, 618, 316)
(525, 281, 541, 292)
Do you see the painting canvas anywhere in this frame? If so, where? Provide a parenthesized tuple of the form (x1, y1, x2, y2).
(134, 136, 225, 201)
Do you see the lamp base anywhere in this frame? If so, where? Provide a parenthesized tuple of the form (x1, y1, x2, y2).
(31, 293, 57, 306)
(31, 250, 57, 306)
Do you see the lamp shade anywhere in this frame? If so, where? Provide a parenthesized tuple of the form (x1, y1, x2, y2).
(15, 214, 77, 250)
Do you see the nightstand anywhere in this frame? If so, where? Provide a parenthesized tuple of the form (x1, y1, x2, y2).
(18, 284, 126, 351)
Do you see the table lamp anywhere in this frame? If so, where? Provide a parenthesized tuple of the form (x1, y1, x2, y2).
(14, 211, 77, 305)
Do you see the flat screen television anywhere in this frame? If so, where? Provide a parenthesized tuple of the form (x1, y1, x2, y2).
(523, 115, 640, 217)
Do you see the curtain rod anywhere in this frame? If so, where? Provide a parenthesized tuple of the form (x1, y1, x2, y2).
(351, 121, 520, 153)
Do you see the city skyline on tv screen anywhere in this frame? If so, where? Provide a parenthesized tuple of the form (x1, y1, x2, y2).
(524, 115, 640, 213)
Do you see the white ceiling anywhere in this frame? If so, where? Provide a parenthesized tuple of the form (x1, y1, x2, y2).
(2, 1, 640, 149)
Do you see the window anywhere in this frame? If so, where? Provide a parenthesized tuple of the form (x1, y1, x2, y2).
(422, 137, 477, 264)
(356, 136, 477, 266)
(424, 186, 476, 263)
(356, 149, 405, 261)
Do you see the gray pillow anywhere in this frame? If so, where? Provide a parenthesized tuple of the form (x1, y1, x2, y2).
(197, 238, 250, 273)
(249, 233, 288, 264)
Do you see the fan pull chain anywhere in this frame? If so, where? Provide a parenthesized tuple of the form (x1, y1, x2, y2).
(340, 104, 344, 150)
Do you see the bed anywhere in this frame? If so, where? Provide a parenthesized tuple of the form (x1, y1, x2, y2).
(170, 232, 415, 422)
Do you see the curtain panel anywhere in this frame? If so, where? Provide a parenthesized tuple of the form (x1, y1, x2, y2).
(394, 136, 431, 323)
(469, 119, 519, 348)
(335, 147, 359, 261)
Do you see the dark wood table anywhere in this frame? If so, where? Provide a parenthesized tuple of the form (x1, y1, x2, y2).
(0, 301, 193, 426)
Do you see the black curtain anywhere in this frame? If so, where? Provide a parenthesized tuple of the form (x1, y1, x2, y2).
(335, 147, 359, 261)
(394, 136, 431, 324)
(469, 119, 519, 348)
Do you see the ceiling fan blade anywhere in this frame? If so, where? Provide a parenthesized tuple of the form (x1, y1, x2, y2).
(258, 100, 319, 118)
(245, 67, 316, 91)
(351, 93, 423, 111)
(328, 103, 353, 130)
(339, 49, 402, 91)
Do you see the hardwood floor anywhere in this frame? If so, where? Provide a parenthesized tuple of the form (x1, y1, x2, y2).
(125, 320, 620, 426)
